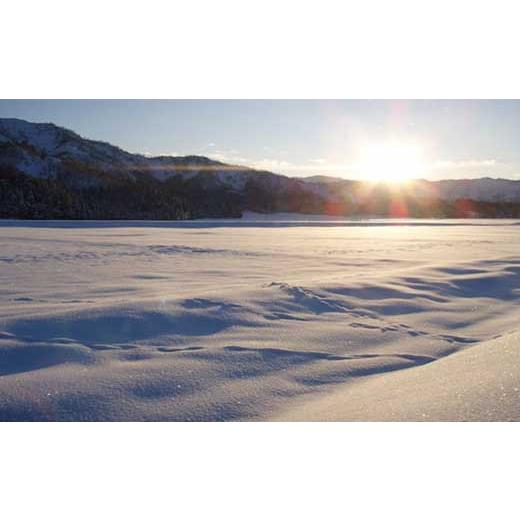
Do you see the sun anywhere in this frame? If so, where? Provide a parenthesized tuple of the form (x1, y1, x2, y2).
(357, 142, 426, 183)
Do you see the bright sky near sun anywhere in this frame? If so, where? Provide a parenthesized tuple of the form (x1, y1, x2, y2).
(1, 99, 520, 181)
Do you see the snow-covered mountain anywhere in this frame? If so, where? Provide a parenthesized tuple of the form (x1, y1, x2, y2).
(0, 118, 237, 184)
(300, 175, 520, 204)
(415, 178, 520, 203)
(0, 118, 330, 219)
(2, 118, 520, 219)
(0, 118, 322, 196)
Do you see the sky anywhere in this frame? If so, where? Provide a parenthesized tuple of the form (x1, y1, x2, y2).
(1, 99, 520, 180)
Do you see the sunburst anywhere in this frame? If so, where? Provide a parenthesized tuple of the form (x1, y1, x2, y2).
(357, 142, 426, 182)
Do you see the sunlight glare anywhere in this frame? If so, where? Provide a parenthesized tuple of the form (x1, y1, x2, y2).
(357, 142, 426, 183)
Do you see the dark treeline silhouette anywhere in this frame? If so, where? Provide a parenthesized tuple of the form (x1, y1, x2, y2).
(243, 176, 520, 218)
(0, 168, 242, 220)
(3, 167, 520, 220)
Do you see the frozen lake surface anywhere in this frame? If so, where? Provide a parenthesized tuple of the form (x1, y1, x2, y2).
(1, 219, 520, 420)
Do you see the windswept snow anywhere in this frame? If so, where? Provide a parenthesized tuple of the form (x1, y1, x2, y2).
(1, 219, 520, 421)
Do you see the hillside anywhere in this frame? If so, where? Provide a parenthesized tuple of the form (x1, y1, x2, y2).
(2, 118, 520, 219)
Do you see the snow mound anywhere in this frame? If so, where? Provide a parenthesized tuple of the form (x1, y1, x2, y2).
(275, 331, 520, 421)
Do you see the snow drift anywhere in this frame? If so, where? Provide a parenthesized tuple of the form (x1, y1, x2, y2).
(1, 219, 520, 420)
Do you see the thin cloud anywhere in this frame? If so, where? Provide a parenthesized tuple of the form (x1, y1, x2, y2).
(139, 150, 181, 157)
(433, 159, 497, 169)
(207, 150, 250, 165)
(250, 158, 294, 171)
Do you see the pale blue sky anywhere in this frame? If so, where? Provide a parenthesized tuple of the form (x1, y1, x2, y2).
(1, 100, 520, 180)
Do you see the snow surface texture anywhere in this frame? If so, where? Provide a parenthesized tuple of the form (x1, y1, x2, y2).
(1, 219, 520, 421)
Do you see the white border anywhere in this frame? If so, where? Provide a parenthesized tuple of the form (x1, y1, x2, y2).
(1, 423, 519, 519)
(2, 0, 520, 98)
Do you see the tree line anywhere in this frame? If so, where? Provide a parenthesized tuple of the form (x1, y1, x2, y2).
(3, 167, 520, 220)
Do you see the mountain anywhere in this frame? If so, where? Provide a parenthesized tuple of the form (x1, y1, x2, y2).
(300, 175, 520, 204)
(418, 177, 520, 203)
(2, 117, 520, 219)
(0, 118, 332, 219)
(0, 117, 234, 186)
